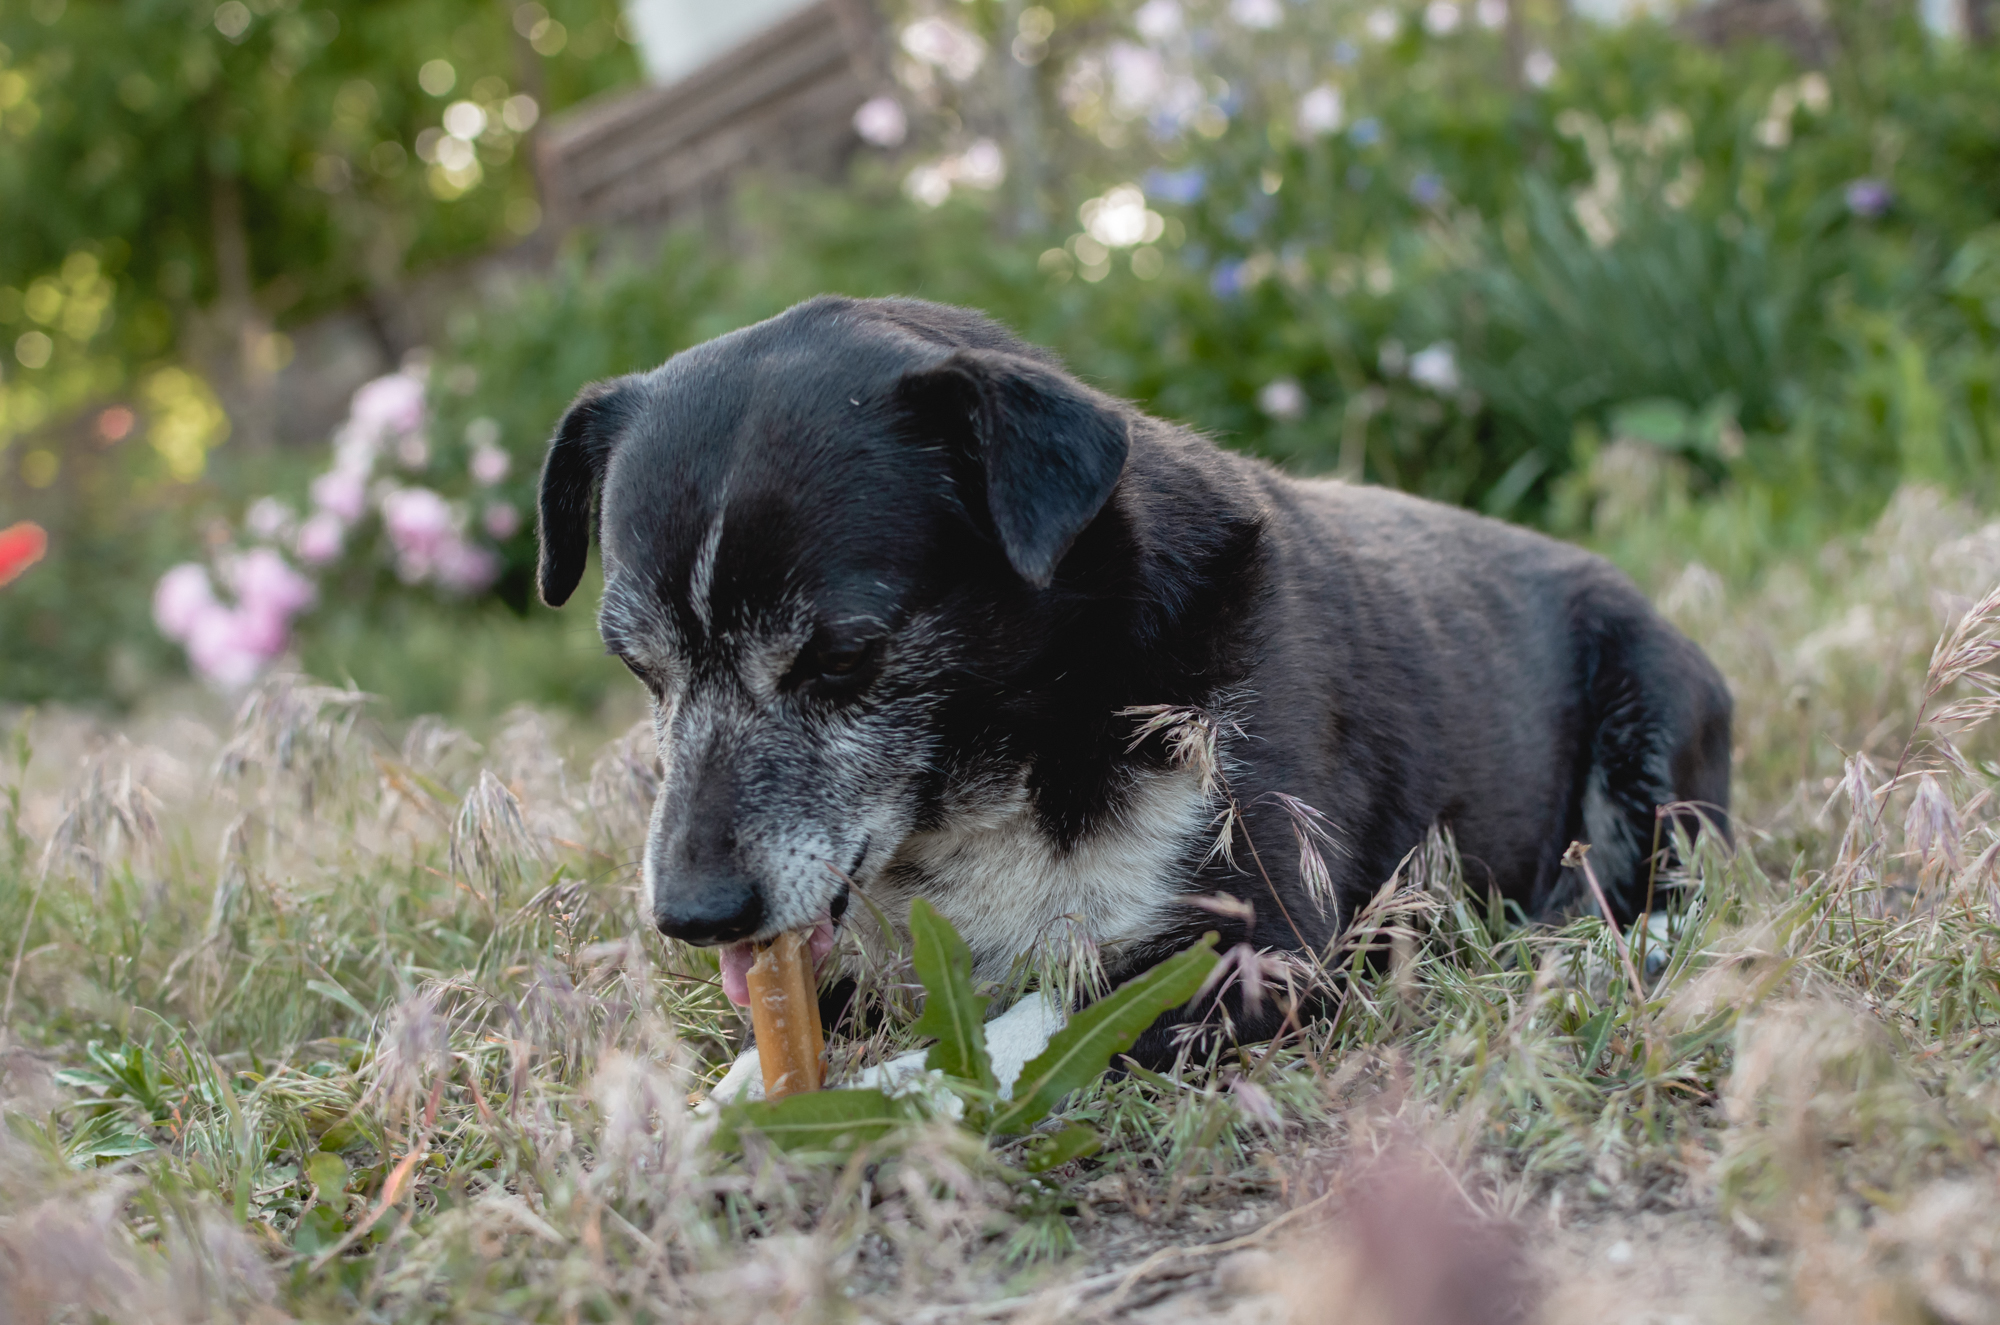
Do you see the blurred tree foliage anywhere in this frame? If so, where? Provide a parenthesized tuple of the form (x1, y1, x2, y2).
(0, 0, 638, 703)
(0, 0, 637, 454)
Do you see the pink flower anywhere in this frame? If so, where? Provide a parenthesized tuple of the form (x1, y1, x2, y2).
(185, 601, 287, 689)
(382, 486, 456, 581)
(433, 538, 500, 594)
(296, 512, 345, 566)
(310, 468, 367, 524)
(245, 497, 296, 542)
(482, 501, 521, 540)
(349, 372, 427, 442)
(153, 563, 218, 642)
(229, 547, 317, 619)
(853, 95, 908, 148)
(383, 487, 452, 549)
(469, 442, 510, 486)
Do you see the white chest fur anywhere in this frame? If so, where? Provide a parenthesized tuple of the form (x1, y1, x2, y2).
(880, 762, 1214, 981)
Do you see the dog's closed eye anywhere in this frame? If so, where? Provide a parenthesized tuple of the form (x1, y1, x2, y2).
(788, 635, 882, 698)
(817, 646, 866, 676)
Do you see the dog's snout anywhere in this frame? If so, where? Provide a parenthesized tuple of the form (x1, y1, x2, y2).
(653, 878, 764, 946)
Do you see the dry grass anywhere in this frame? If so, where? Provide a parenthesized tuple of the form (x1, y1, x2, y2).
(6, 487, 2000, 1323)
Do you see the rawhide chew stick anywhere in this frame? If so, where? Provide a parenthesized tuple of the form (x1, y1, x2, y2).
(745, 930, 825, 1098)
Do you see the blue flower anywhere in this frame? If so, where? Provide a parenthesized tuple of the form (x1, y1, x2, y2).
(1844, 177, 1892, 219)
(1143, 166, 1208, 206)
(1333, 38, 1360, 65)
(1211, 259, 1249, 298)
(1409, 172, 1444, 206)
(1227, 195, 1274, 239)
(1349, 116, 1383, 148)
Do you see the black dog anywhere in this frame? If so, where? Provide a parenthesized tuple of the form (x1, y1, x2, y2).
(536, 296, 1731, 1059)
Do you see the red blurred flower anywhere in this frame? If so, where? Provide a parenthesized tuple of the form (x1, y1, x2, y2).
(0, 521, 48, 588)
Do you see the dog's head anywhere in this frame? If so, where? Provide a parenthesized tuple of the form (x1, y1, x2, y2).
(535, 297, 1131, 950)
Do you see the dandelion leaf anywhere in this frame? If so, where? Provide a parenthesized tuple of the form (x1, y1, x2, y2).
(908, 898, 996, 1090)
(714, 1088, 906, 1154)
(990, 935, 1218, 1135)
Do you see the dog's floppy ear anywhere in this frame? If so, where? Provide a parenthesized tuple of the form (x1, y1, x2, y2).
(537, 377, 637, 607)
(899, 350, 1130, 587)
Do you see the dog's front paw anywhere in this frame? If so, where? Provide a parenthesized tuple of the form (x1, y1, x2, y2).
(699, 1045, 766, 1112)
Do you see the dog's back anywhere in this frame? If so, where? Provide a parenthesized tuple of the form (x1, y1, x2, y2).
(1229, 471, 1731, 922)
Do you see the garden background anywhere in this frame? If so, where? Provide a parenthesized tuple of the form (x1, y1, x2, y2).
(4, 0, 1996, 720)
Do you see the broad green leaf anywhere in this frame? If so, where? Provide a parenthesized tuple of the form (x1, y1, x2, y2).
(990, 936, 1219, 1135)
(713, 1088, 907, 1155)
(292, 1202, 347, 1255)
(61, 1111, 157, 1167)
(306, 1151, 350, 1197)
(1022, 1122, 1101, 1174)
(907, 899, 995, 1090)
(52, 1067, 118, 1094)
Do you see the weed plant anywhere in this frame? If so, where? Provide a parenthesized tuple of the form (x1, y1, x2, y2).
(6, 487, 2000, 1320)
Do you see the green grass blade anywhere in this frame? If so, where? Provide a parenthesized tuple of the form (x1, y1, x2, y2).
(1022, 1122, 1101, 1173)
(907, 899, 995, 1090)
(990, 935, 1218, 1135)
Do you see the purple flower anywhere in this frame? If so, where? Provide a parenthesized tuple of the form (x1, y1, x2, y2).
(1210, 259, 1249, 298)
(1142, 166, 1207, 206)
(1409, 172, 1444, 207)
(1845, 178, 1892, 219)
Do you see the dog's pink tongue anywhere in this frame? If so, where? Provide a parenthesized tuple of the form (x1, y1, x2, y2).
(718, 913, 838, 1008)
(720, 943, 757, 1007)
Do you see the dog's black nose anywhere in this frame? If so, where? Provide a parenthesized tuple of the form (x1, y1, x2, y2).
(653, 881, 764, 946)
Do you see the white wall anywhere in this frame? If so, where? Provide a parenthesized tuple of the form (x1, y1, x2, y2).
(620, 0, 822, 85)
